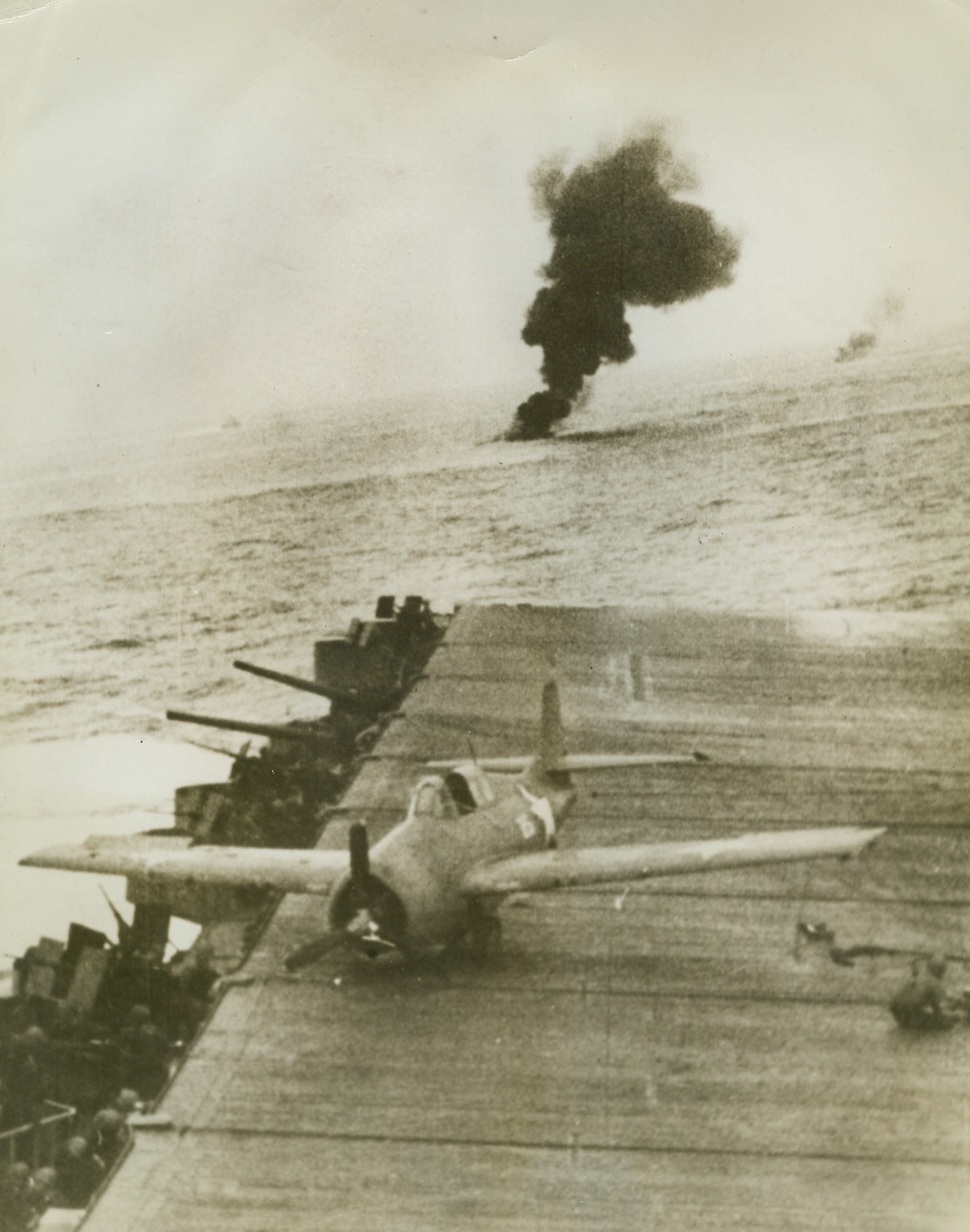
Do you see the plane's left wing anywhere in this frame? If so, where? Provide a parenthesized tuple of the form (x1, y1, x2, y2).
(461, 826, 885, 896)
(20, 834, 348, 895)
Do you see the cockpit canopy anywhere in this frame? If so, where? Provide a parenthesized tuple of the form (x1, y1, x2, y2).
(408, 762, 495, 822)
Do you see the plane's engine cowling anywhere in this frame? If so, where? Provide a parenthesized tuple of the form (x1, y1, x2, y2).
(327, 869, 408, 948)
(286, 822, 409, 968)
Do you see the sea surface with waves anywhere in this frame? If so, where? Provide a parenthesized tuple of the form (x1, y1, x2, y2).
(2, 335, 969, 954)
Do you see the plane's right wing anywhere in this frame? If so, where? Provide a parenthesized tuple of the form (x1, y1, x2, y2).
(20, 834, 348, 895)
(427, 752, 706, 773)
(461, 826, 885, 896)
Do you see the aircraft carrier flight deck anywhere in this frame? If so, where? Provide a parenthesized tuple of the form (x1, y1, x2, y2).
(77, 603, 970, 1231)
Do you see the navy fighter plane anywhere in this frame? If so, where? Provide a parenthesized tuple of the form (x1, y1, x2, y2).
(21, 684, 884, 968)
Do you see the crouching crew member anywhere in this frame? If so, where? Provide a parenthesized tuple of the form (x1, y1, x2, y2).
(890, 956, 963, 1031)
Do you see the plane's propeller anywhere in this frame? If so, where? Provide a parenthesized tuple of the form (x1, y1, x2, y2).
(349, 819, 370, 883)
(284, 822, 406, 970)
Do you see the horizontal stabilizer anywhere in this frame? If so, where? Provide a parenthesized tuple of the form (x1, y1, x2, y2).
(461, 826, 885, 896)
(21, 834, 348, 895)
(427, 752, 706, 773)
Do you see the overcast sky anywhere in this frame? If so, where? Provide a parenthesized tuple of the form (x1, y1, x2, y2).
(2, 0, 969, 447)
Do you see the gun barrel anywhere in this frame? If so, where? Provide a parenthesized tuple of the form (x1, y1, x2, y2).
(233, 660, 352, 703)
(233, 659, 385, 709)
(165, 709, 333, 744)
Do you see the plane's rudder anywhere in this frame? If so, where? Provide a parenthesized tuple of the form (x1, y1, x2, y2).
(539, 680, 567, 773)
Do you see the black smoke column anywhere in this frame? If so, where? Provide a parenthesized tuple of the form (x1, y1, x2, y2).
(835, 331, 878, 363)
(508, 129, 740, 439)
(834, 292, 905, 363)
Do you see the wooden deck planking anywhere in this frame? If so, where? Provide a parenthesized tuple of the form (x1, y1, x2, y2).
(81, 1135, 970, 1232)
(431, 644, 970, 714)
(440, 604, 970, 653)
(145, 969, 969, 1163)
(82, 604, 970, 1231)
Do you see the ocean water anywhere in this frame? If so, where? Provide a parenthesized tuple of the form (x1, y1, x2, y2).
(2, 335, 969, 955)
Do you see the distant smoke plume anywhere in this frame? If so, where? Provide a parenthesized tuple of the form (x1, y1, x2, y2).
(835, 331, 878, 363)
(508, 129, 741, 439)
(835, 290, 905, 363)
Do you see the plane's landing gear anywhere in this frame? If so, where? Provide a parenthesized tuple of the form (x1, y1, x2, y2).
(463, 911, 502, 965)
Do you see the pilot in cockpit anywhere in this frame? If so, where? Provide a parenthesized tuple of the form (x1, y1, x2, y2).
(410, 765, 493, 822)
(444, 771, 477, 814)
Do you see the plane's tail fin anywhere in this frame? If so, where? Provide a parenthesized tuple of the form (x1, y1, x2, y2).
(538, 680, 567, 776)
(514, 680, 571, 804)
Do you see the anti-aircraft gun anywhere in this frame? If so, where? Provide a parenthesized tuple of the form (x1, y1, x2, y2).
(166, 710, 354, 847)
(167, 596, 449, 846)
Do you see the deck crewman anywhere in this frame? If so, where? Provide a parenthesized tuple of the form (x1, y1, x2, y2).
(889, 956, 963, 1031)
